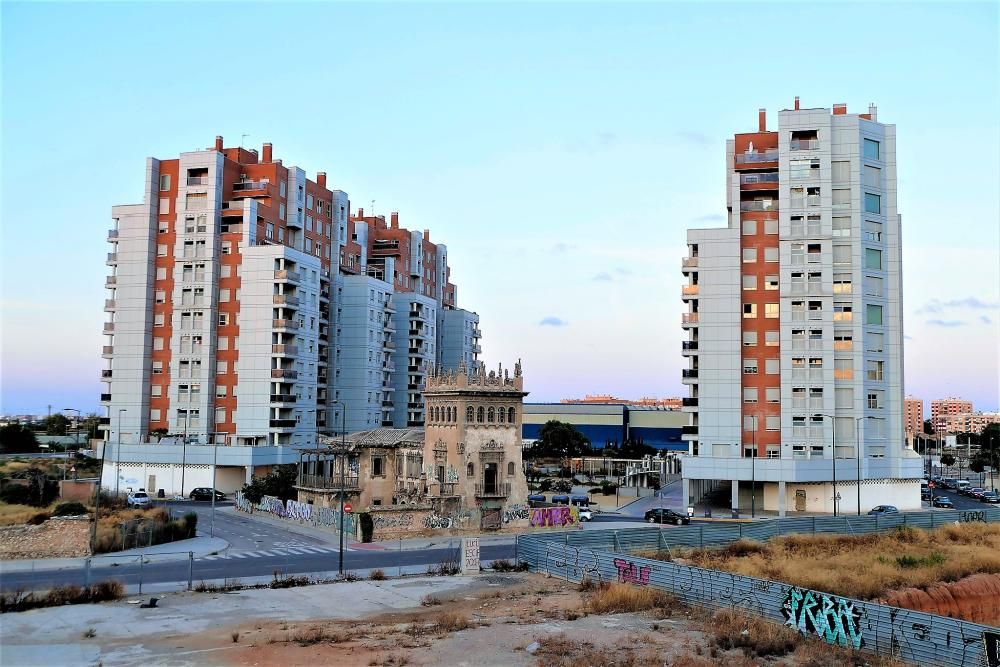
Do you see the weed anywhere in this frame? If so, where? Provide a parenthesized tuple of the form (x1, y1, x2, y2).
(231, 631, 240, 643)
(709, 609, 798, 657)
(428, 560, 460, 576)
(433, 612, 471, 632)
(289, 626, 351, 646)
(270, 573, 311, 589)
(420, 594, 441, 607)
(369, 568, 386, 581)
(490, 559, 529, 572)
(342, 572, 360, 582)
(82, 627, 97, 639)
(0, 581, 124, 614)
(586, 583, 675, 615)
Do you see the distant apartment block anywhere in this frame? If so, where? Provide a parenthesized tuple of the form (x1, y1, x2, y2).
(680, 100, 922, 516)
(904, 396, 924, 438)
(930, 397, 974, 433)
(101, 138, 481, 492)
(561, 394, 683, 409)
(934, 411, 1000, 436)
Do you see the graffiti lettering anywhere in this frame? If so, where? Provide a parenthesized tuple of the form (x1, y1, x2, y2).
(502, 503, 530, 524)
(783, 587, 864, 649)
(481, 508, 502, 531)
(234, 491, 355, 534)
(751, 579, 771, 593)
(613, 558, 651, 586)
(960, 510, 986, 523)
(423, 514, 453, 530)
(984, 630, 1000, 667)
(529, 506, 578, 527)
(372, 513, 414, 530)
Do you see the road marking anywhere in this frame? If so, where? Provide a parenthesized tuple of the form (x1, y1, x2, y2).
(230, 553, 249, 559)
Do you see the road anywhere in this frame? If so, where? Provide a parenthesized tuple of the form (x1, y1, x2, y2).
(164, 500, 333, 552)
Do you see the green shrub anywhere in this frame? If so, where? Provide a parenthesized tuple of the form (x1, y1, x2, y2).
(26, 512, 50, 525)
(53, 502, 88, 517)
(183, 512, 198, 537)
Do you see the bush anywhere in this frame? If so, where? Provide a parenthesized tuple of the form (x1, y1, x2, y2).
(539, 479, 553, 492)
(26, 512, 50, 525)
(368, 569, 386, 581)
(53, 502, 88, 517)
(0, 580, 124, 613)
(709, 609, 799, 657)
(183, 511, 198, 536)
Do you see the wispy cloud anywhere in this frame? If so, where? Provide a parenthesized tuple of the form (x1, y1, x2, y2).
(539, 316, 568, 327)
(694, 213, 725, 223)
(593, 272, 612, 282)
(918, 297, 1000, 314)
(926, 319, 966, 328)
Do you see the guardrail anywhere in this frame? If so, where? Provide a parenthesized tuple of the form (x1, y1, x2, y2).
(516, 508, 1000, 667)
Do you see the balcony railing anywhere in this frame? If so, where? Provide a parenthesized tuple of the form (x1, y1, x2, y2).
(681, 285, 700, 297)
(270, 369, 298, 379)
(107, 229, 119, 240)
(682, 397, 699, 407)
(273, 294, 300, 306)
(272, 319, 301, 330)
(232, 180, 268, 192)
(105, 276, 117, 287)
(101, 370, 113, 379)
(790, 139, 819, 151)
(475, 482, 511, 498)
(186, 176, 208, 186)
(103, 322, 115, 333)
(100, 393, 112, 402)
(298, 474, 360, 491)
(682, 341, 698, 351)
(682, 369, 699, 378)
(736, 149, 778, 164)
(274, 269, 301, 282)
(740, 172, 780, 185)
(681, 313, 699, 324)
(106, 253, 118, 263)
(681, 425, 698, 435)
(271, 345, 299, 355)
(682, 257, 698, 269)
(437, 482, 457, 496)
(102, 345, 114, 356)
(740, 200, 777, 212)
(269, 419, 297, 428)
(104, 299, 116, 310)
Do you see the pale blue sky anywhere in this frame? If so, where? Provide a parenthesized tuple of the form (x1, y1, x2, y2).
(2, 2, 998, 415)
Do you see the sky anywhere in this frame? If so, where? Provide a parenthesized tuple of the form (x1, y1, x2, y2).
(1, 2, 998, 416)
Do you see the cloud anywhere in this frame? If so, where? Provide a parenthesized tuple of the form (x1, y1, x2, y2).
(539, 316, 568, 327)
(694, 213, 725, 223)
(926, 319, 966, 328)
(593, 272, 613, 282)
(981, 315, 993, 325)
(917, 297, 1000, 314)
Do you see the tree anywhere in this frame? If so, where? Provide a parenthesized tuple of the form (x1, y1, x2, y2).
(79, 413, 102, 442)
(922, 420, 933, 435)
(43, 413, 70, 436)
(940, 453, 956, 467)
(240, 464, 299, 504)
(525, 421, 591, 460)
(619, 440, 657, 459)
(0, 423, 39, 453)
(970, 459, 985, 474)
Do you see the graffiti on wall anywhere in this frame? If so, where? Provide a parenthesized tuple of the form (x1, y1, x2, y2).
(613, 558, 652, 586)
(481, 508, 502, 531)
(783, 587, 864, 649)
(234, 491, 356, 534)
(529, 505, 578, 528)
(372, 512, 415, 530)
(446, 466, 459, 483)
(960, 510, 986, 523)
(423, 513, 453, 529)
(502, 503, 530, 524)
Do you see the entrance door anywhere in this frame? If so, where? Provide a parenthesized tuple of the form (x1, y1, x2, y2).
(795, 489, 807, 511)
(148, 475, 157, 495)
(484, 463, 498, 494)
(437, 465, 445, 485)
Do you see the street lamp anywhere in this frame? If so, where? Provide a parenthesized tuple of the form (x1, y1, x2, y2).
(64, 408, 81, 481)
(748, 415, 758, 519)
(329, 401, 349, 576)
(115, 409, 126, 496)
(854, 416, 872, 516)
(814, 413, 838, 516)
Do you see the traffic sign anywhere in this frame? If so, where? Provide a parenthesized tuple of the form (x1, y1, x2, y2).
(344, 503, 353, 514)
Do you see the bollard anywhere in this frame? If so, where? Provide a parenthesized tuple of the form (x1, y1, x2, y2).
(85, 558, 91, 586)
(138, 554, 144, 595)
(188, 552, 194, 591)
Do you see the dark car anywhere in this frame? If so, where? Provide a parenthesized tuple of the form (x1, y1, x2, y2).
(189, 487, 226, 501)
(943, 479, 958, 489)
(981, 492, 1000, 504)
(921, 489, 932, 501)
(868, 505, 899, 516)
(933, 496, 954, 508)
(644, 508, 690, 525)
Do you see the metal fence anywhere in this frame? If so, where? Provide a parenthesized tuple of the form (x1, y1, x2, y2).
(517, 509, 1000, 666)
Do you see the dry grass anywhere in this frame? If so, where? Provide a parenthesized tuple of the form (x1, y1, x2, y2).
(642, 524, 1000, 600)
(1, 581, 124, 613)
(288, 625, 353, 646)
(585, 583, 675, 615)
(708, 609, 799, 657)
(0, 501, 60, 526)
(432, 611, 471, 632)
(369, 569, 386, 581)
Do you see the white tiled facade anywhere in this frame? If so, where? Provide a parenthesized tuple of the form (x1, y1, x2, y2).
(681, 103, 922, 516)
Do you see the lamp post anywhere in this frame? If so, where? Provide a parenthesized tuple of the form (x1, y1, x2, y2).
(115, 409, 126, 497)
(815, 413, 837, 516)
(64, 408, 81, 481)
(749, 415, 758, 519)
(329, 401, 348, 576)
(854, 416, 872, 516)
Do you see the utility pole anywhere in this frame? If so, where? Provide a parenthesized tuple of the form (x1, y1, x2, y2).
(816, 413, 838, 516)
(115, 409, 126, 496)
(65, 408, 81, 482)
(750, 415, 757, 519)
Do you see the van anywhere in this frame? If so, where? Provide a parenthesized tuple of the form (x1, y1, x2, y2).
(956, 480, 971, 493)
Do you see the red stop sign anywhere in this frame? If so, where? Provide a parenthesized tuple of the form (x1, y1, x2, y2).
(344, 504, 353, 514)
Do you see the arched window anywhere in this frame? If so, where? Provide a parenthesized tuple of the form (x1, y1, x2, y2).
(431, 407, 437, 422)
(507, 407, 516, 423)
(477, 406, 485, 423)
(451, 406, 456, 422)
(487, 407, 495, 423)
(467, 463, 474, 478)
(466, 406, 474, 422)
(498, 407, 505, 423)
(507, 462, 515, 476)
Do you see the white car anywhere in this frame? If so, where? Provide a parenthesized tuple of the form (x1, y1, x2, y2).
(577, 507, 593, 522)
(127, 491, 151, 508)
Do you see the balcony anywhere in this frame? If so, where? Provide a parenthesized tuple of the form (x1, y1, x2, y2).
(681, 257, 698, 273)
(269, 419, 297, 428)
(739, 172, 780, 185)
(475, 482, 511, 498)
(682, 341, 699, 352)
(274, 269, 301, 283)
(101, 370, 113, 379)
(107, 229, 119, 241)
(186, 176, 208, 186)
(105, 276, 117, 287)
(98, 417, 111, 426)
(271, 344, 299, 356)
(297, 474, 360, 491)
(273, 294, 300, 307)
(681, 425, 698, 435)
(106, 252, 118, 264)
(102, 345, 114, 357)
(740, 200, 777, 212)
(682, 369, 699, 379)
(682, 397, 699, 407)
(736, 149, 778, 164)
(232, 180, 268, 193)
(790, 139, 819, 151)
(270, 369, 299, 379)
(272, 319, 301, 330)
(681, 285, 699, 299)
(681, 313, 699, 326)
(103, 322, 115, 333)
(383, 340, 396, 350)
(104, 299, 117, 311)
(100, 393, 112, 403)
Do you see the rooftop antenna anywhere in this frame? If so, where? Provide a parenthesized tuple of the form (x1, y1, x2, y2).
(371, 200, 375, 219)
(240, 133, 249, 149)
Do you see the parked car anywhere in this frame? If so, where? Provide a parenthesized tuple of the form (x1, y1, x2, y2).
(943, 479, 958, 489)
(577, 507, 593, 522)
(932, 496, 954, 508)
(189, 487, 226, 501)
(868, 505, 899, 516)
(920, 489, 932, 501)
(968, 488, 986, 500)
(127, 491, 151, 508)
(956, 481, 971, 494)
(644, 508, 690, 525)
(981, 492, 1000, 504)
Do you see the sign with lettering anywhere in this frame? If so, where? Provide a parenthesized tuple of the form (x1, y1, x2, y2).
(461, 537, 480, 575)
(985, 631, 1000, 667)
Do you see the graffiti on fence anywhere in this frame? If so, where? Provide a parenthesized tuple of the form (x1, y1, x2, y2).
(234, 491, 355, 534)
(613, 558, 651, 586)
(372, 512, 414, 530)
(783, 587, 864, 649)
(984, 630, 1000, 667)
(960, 510, 986, 523)
(529, 506, 578, 528)
(502, 503, 530, 524)
(545, 542, 601, 582)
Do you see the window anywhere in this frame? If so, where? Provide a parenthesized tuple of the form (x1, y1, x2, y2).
(215, 408, 226, 424)
(743, 359, 758, 374)
(764, 219, 778, 235)
(155, 290, 166, 304)
(831, 161, 850, 184)
(808, 357, 823, 369)
(508, 407, 515, 423)
(833, 304, 853, 321)
(863, 138, 880, 160)
(808, 300, 823, 319)
(219, 313, 229, 326)
(834, 358, 854, 379)
(765, 330, 779, 347)
(151, 409, 161, 421)
(832, 217, 851, 237)
(156, 267, 167, 280)
(744, 415, 757, 431)
(153, 337, 164, 351)
(467, 463, 475, 478)
(742, 275, 757, 290)
(833, 331, 853, 351)
(742, 220, 757, 235)
(765, 416, 780, 432)
(764, 247, 779, 263)
(466, 406, 474, 422)
(866, 360, 885, 381)
(868, 391, 883, 409)
(832, 189, 850, 210)
(742, 248, 757, 263)
(864, 220, 883, 242)
(791, 158, 821, 179)
(372, 456, 384, 477)
(279, 203, 286, 220)
(765, 303, 779, 319)
(157, 244, 168, 257)
(865, 276, 884, 297)
(765, 359, 780, 374)
(833, 276, 852, 294)
(743, 387, 758, 403)
(742, 330, 757, 346)
(477, 406, 484, 423)
(152, 360, 163, 375)
(832, 244, 851, 265)
(866, 304, 883, 325)
(154, 313, 165, 327)
(764, 275, 779, 290)
(791, 243, 804, 264)
(807, 243, 821, 262)
(864, 248, 882, 270)
(743, 303, 757, 319)
(487, 406, 495, 423)
(864, 165, 881, 188)
(766, 387, 780, 403)
(217, 360, 228, 375)
(864, 193, 881, 214)
(216, 385, 227, 398)
(867, 332, 884, 353)
(497, 406, 505, 423)
(159, 174, 171, 191)
(151, 385, 162, 397)
(507, 462, 516, 476)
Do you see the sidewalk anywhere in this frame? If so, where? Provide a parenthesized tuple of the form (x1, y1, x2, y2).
(0, 536, 230, 573)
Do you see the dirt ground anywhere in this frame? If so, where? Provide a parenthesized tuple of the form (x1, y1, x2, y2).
(128, 574, 897, 667)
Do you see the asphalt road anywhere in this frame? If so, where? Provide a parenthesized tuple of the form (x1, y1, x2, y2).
(162, 500, 333, 551)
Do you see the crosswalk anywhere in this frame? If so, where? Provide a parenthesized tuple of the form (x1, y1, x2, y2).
(201, 545, 342, 561)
